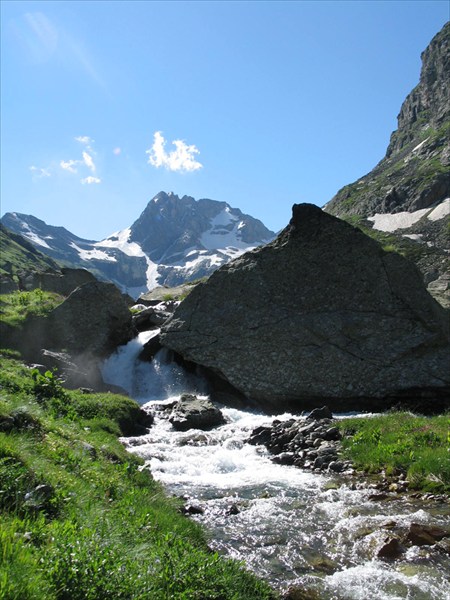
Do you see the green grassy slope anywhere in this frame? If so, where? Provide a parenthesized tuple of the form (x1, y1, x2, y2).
(0, 353, 275, 599)
(0, 224, 61, 279)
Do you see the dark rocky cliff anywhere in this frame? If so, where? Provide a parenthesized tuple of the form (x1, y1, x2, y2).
(326, 23, 449, 217)
(386, 22, 449, 158)
(324, 23, 449, 304)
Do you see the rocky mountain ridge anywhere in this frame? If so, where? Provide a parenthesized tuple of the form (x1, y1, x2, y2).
(324, 22, 449, 302)
(1, 192, 275, 297)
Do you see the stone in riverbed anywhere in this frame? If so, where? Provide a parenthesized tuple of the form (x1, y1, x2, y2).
(307, 406, 333, 420)
(405, 522, 449, 546)
(377, 537, 406, 559)
(272, 452, 296, 465)
(327, 460, 346, 473)
(169, 394, 225, 431)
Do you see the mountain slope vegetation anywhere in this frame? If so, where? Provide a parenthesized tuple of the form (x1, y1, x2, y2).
(0, 224, 60, 279)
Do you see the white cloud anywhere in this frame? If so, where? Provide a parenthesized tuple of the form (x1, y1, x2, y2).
(75, 135, 93, 146)
(82, 151, 96, 172)
(60, 159, 79, 174)
(29, 165, 50, 178)
(113, 147, 121, 155)
(146, 131, 203, 172)
(81, 176, 101, 185)
(60, 136, 97, 178)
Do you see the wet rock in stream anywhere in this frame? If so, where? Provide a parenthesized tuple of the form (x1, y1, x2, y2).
(375, 520, 450, 562)
(377, 537, 406, 559)
(247, 407, 352, 475)
(405, 522, 449, 546)
(169, 394, 226, 431)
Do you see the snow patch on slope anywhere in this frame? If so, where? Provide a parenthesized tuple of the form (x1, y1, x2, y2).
(96, 228, 145, 257)
(97, 228, 160, 291)
(201, 208, 252, 252)
(144, 259, 160, 291)
(411, 137, 430, 153)
(427, 198, 450, 221)
(368, 199, 450, 232)
(18, 222, 53, 249)
(70, 242, 117, 262)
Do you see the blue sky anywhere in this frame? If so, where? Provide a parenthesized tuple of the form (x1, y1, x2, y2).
(1, 1, 448, 240)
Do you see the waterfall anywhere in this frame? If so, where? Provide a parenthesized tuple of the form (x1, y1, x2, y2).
(102, 330, 207, 402)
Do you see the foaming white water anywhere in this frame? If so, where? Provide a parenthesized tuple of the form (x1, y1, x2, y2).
(104, 333, 450, 599)
(126, 406, 319, 493)
(102, 331, 156, 396)
(102, 330, 206, 401)
(324, 562, 450, 600)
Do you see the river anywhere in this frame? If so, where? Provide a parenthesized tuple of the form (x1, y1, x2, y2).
(102, 331, 450, 599)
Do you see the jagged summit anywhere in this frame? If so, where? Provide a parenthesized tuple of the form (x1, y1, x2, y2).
(1, 192, 275, 297)
(386, 22, 449, 158)
(324, 22, 449, 303)
(129, 191, 273, 261)
(326, 22, 449, 218)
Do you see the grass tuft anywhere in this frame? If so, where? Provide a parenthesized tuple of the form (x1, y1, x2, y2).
(0, 289, 64, 327)
(338, 412, 449, 492)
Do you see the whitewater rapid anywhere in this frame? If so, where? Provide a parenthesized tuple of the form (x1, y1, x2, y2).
(102, 333, 450, 599)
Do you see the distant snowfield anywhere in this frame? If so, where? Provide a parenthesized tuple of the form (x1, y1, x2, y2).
(66, 211, 260, 293)
(200, 207, 252, 251)
(96, 228, 145, 257)
(95, 228, 160, 290)
(144, 258, 160, 290)
(6, 200, 274, 295)
(368, 198, 450, 232)
(70, 242, 116, 262)
(19, 221, 53, 249)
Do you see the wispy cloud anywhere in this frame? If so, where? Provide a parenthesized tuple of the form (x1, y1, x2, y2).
(75, 135, 93, 147)
(60, 135, 99, 182)
(82, 151, 96, 172)
(23, 12, 58, 62)
(60, 159, 79, 174)
(65, 35, 104, 87)
(113, 147, 121, 156)
(81, 176, 101, 185)
(146, 131, 203, 173)
(29, 165, 51, 178)
(13, 12, 103, 86)
(29, 135, 102, 185)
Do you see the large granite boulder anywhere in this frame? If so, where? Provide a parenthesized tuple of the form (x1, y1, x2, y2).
(3, 281, 133, 366)
(160, 204, 450, 412)
(48, 281, 133, 357)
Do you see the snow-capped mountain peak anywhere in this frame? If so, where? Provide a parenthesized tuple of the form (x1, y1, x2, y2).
(2, 192, 275, 297)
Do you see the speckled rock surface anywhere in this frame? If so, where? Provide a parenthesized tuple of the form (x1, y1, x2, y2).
(161, 204, 449, 411)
